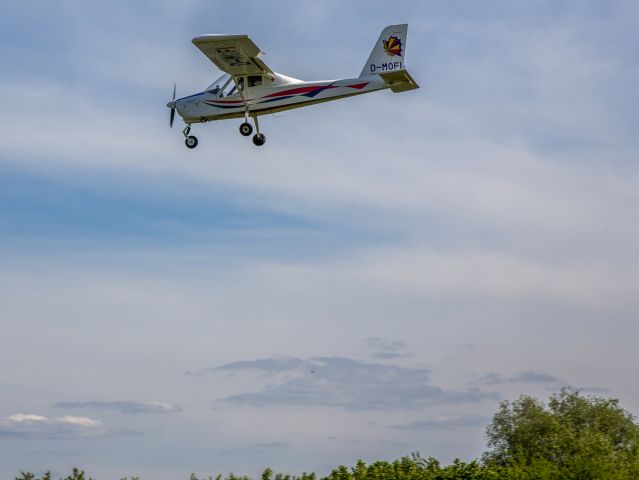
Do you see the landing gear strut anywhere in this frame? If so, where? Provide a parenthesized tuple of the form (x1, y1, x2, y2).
(233, 74, 266, 146)
(183, 124, 198, 149)
(250, 114, 266, 147)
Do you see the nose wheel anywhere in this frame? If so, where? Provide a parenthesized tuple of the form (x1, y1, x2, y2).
(182, 125, 198, 149)
(185, 136, 198, 149)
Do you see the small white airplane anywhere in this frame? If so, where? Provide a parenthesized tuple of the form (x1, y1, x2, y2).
(167, 24, 418, 148)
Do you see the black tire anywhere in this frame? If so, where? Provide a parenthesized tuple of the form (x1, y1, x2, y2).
(185, 136, 198, 149)
(252, 133, 266, 146)
(239, 122, 253, 136)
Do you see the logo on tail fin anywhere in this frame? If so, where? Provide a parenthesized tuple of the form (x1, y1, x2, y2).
(383, 35, 403, 57)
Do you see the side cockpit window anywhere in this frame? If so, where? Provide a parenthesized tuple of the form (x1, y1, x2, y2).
(206, 74, 239, 97)
(221, 76, 237, 96)
(206, 75, 255, 97)
(248, 75, 263, 87)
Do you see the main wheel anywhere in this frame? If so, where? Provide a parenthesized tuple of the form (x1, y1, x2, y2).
(252, 133, 266, 146)
(239, 122, 253, 136)
(185, 136, 198, 149)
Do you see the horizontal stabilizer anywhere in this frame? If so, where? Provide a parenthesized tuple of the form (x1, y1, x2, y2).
(379, 70, 419, 93)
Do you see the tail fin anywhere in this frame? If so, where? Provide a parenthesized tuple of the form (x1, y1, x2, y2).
(360, 24, 419, 92)
(360, 24, 408, 78)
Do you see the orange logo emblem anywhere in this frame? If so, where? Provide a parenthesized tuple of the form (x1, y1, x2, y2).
(383, 35, 403, 57)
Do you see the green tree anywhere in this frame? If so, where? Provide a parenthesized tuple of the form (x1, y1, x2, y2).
(63, 468, 92, 480)
(15, 471, 53, 480)
(15, 473, 35, 480)
(483, 388, 639, 478)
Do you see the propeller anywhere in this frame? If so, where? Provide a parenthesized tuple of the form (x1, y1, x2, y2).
(167, 83, 176, 128)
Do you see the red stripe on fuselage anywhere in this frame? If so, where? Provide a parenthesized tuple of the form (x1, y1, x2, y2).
(263, 85, 333, 98)
(346, 82, 369, 89)
(204, 82, 367, 108)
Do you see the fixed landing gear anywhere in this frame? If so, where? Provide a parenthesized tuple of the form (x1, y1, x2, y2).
(252, 133, 266, 146)
(239, 122, 253, 136)
(235, 79, 266, 146)
(240, 114, 266, 147)
(183, 125, 198, 149)
(185, 136, 198, 149)
(178, 118, 266, 149)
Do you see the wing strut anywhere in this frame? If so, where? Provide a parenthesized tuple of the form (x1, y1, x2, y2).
(232, 75, 250, 123)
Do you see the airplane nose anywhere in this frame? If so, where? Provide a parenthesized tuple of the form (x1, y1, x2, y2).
(167, 101, 176, 109)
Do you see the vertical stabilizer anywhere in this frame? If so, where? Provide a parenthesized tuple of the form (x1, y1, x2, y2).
(360, 24, 409, 78)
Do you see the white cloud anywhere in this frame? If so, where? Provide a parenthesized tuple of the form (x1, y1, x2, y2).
(0, 413, 105, 438)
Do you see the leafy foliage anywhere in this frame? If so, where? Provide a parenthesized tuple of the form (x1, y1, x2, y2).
(483, 388, 639, 478)
(15, 468, 91, 480)
(14, 390, 639, 480)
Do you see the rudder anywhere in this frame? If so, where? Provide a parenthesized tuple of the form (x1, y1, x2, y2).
(360, 24, 409, 78)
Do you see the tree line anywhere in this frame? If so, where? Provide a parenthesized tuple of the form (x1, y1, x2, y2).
(15, 388, 639, 480)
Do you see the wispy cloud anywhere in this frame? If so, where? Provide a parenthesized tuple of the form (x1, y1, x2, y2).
(213, 356, 305, 373)
(391, 414, 489, 431)
(53, 400, 182, 414)
(477, 372, 610, 396)
(0, 413, 138, 439)
(210, 356, 498, 410)
(364, 337, 409, 359)
(479, 371, 562, 385)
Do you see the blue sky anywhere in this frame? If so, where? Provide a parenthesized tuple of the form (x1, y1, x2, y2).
(1, 1, 639, 478)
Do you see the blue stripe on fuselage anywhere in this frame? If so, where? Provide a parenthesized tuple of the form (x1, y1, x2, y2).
(178, 92, 205, 101)
(203, 101, 240, 109)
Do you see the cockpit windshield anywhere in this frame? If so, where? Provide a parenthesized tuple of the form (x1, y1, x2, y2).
(205, 74, 239, 97)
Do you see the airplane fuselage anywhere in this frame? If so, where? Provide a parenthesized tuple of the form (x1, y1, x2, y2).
(174, 74, 387, 124)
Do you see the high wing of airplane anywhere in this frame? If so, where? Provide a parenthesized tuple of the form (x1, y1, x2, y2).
(167, 24, 418, 148)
